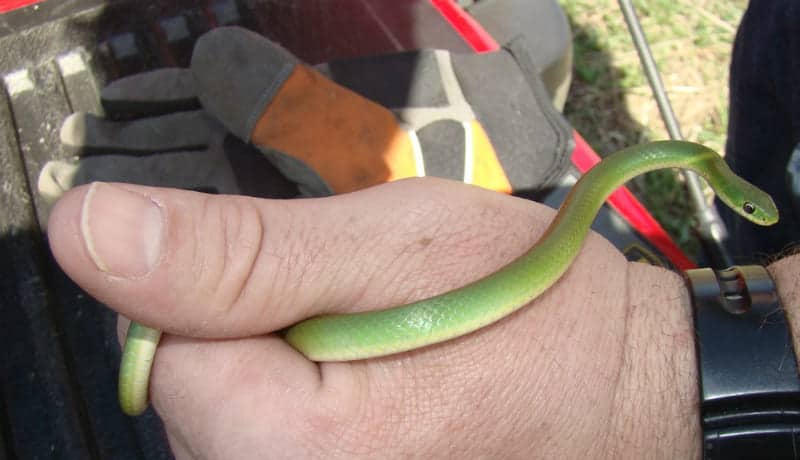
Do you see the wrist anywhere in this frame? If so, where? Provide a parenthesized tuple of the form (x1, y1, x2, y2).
(606, 263, 700, 459)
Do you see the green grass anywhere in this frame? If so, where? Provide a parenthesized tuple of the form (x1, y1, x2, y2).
(558, 0, 747, 258)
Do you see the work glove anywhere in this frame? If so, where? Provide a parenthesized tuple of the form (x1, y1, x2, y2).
(40, 27, 572, 209)
(37, 48, 302, 205)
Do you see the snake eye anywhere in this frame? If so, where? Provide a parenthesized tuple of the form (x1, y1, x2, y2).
(742, 201, 756, 214)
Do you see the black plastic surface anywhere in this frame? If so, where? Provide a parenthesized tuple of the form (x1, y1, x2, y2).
(689, 266, 800, 403)
(686, 266, 800, 459)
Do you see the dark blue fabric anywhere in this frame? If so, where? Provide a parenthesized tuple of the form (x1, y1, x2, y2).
(725, 0, 800, 260)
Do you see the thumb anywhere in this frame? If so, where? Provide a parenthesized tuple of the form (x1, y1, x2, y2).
(47, 179, 547, 338)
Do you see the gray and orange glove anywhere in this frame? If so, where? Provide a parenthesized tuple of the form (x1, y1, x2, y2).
(40, 27, 571, 204)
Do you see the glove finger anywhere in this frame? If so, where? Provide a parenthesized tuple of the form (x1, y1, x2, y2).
(39, 148, 241, 204)
(61, 110, 218, 154)
(101, 67, 200, 118)
(191, 26, 297, 143)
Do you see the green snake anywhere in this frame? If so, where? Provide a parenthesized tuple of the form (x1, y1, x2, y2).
(118, 140, 778, 416)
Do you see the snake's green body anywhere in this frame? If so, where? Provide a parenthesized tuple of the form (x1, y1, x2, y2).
(119, 141, 778, 416)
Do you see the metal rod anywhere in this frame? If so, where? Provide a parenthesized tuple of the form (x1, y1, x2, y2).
(617, 0, 733, 267)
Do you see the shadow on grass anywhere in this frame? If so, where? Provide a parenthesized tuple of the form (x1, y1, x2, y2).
(561, 13, 700, 257)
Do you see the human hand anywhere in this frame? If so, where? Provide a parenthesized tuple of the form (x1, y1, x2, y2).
(47, 177, 702, 458)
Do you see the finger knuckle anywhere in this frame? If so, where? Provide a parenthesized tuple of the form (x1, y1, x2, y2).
(192, 196, 266, 325)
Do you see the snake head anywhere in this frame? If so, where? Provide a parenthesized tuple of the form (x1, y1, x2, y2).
(733, 188, 779, 226)
(705, 158, 779, 227)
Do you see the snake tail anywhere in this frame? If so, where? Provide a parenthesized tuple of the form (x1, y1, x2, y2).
(119, 322, 162, 416)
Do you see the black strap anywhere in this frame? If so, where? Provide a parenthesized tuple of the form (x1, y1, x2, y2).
(684, 265, 800, 459)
